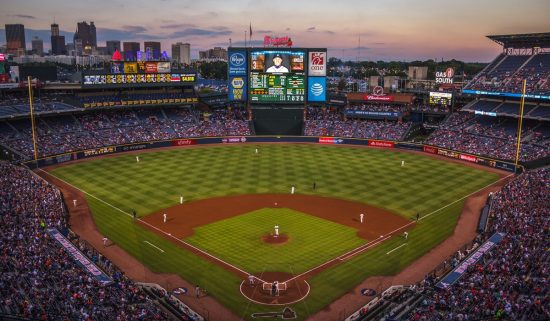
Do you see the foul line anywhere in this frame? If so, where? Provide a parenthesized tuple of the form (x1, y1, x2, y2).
(418, 173, 514, 222)
(144, 240, 165, 253)
(41, 168, 513, 287)
(39, 169, 267, 284)
(386, 243, 407, 255)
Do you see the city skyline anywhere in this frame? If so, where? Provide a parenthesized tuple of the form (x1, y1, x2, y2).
(2, 0, 550, 61)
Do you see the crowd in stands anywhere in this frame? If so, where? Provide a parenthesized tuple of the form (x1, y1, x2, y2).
(0, 162, 179, 320)
(304, 107, 412, 140)
(347, 103, 405, 113)
(0, 107, 251, 159)
(465, 53, 550, 95)
(407, 167, 549, 321)
(426, 112, 549, 162)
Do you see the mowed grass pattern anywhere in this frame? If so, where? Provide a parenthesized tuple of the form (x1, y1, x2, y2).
(186, 208, 365, 274)
(50, 144, 500, 320)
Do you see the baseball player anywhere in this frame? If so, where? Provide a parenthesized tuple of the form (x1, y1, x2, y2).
(136, 156, 140, 163)
(73, 199, 77, 207)
(248, 275, 255, 286)
(102, 236, 108, 247)
(255, 148, 258, 154)
(404, 231, 408, 240)
(360, 213, 365, 223)
(274, 225, 279, 237)
(291, 186, 295, 194)
(163, 213, 167, 223)
(401, 160, 405, 167)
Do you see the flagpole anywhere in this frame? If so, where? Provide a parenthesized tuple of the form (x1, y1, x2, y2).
(514, 79, 526, 173)
(245, 31, 247, 47)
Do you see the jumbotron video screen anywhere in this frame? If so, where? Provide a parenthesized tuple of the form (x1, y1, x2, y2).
(249, 50, 306, 103)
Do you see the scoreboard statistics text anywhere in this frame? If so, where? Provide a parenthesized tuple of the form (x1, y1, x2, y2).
(249, 50, 306, 103)
(429, 92, 452, 106)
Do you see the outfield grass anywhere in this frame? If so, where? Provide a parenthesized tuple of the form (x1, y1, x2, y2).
(50, 144, 500, 320)
(186, 208, 365, 274)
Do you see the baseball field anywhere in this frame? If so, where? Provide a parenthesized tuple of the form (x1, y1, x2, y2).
(46, 144, 501, 320)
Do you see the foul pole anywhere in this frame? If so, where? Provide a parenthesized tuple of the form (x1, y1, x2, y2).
(514, 79, 527, 172)
(28, 76, 39, 166)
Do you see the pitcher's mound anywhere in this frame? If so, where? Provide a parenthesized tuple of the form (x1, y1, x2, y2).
(262, 233, 289, 244)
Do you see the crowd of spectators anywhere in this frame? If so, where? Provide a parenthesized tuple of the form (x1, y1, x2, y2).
(304, 107, 412, 140)
(0, 162, 176, 320)
(0, 107, 251, 159)
(426, 112, 549, 162)
(407, 167, 549, 321)
(346, 103, 405, 113)
(465, 53, 550, 95)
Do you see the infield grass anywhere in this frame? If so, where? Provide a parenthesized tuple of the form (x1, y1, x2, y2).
(49, 144, 501, 320)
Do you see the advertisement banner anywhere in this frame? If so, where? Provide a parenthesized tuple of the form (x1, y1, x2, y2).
(459, 154, 477, 163)
(222, 137, 247, 143)
(123, 62, 138, 74)
(318, 137, 343, 144)
(344, 110, 400, 118)
(47, 228, 113, 286)
(423, 146, 438, 154)
(111, 62, 123, 74)
(364, 95, 394, 102)
(83, 146, 116, 157)
(228, 76, 247, 101)
(436, 232, 505, 289)
(435, 67, 454, 84)
(228, 49, 247, 76)
(145, 62, 158, 73)
(368, 140, 395, 148)
(157, 62, 171, 73)
(308, 77, 326, 102)
(171, 139, 197, 146)
(308, 51, 327, 76)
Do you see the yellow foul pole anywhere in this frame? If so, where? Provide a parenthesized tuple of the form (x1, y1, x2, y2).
(28, 76, 39, 164)
(514, 79, 526, 170)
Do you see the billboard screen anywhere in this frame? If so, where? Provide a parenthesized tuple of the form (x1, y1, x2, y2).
(429, 91, 452, 106)
(249, 49, 306, 103)
(228, 49, 247, 76)
(82, 73, 196, 88)
(308, 51, 327, 76)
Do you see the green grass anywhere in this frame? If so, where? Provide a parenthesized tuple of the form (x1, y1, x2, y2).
(49, 144, 500, 320)
(186, 208, 365, 274)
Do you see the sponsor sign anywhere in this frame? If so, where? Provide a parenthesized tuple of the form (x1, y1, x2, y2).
(121, 144, 148, 152)
(344, 110, 400, 118)
(145, 62, 158, 73)
(437, 148, 459, 159)
(459, 154, 477, 163)
(111, 62, 123, 74)
(47, 228, 113, 286)
(171, 139, 197, 146)
(222, 137, 247, 143)
(462, 89, 550, 101)
(83, 146, 116, 157)
(436, 232, 505, 289)
(229, 76, 247, 101)
(123, 62, 138, 74)
(368, 140, 395, 148)
(423, 146, 438, 154)
(363, 94, 394, 102)
(318, 137, 343, 144)
(474, 110, 497, 117)
(308, 77, 326, 102)
(435, 67, 454, 84)
(228, 49, 247, 76)
(0, 53, 4, 61)
(308, 51, 326, 76)
(157, 62, 171, 73)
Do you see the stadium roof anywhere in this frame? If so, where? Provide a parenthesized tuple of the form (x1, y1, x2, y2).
(487, 33, 550, 49)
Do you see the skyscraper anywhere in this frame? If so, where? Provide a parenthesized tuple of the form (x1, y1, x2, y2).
(74, 21, 97, 49)
(172, 42, 191, 65)
(106, 41, 121, 55)
(51, 23, 66, 55)
(5, 24, 26, 56)
(144, 41, 161, 60)
(32, 36, 44, 56)
(123, 42, 140, 61)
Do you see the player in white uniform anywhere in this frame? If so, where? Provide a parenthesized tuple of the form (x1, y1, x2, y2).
(266, 54, 289, 73)
(291, 186, 295, 194)
(136, 156, 140, 162)
(274, 225, 279, 237)
(360, 213, 364, 223)
(163, 213, 167, 223)
(401, 160, 405, 166)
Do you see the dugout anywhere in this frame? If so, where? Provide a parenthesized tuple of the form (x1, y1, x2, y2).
(251, 106, 304, 135)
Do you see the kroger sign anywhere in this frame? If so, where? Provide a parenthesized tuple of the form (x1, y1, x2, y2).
(228, 50, 247, 76)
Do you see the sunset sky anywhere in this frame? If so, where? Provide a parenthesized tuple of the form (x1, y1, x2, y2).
(2, 0, 549, 62)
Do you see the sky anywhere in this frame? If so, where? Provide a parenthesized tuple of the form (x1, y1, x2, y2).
(2, 0, 550, 62)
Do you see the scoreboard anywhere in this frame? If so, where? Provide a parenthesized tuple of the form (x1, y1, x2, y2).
(227, 47, 327, 103)
(429, 92, 452, 106)
(250, 73, 305, 102)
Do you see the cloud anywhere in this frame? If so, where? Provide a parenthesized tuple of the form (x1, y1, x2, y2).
(160, 23, 197, 29)
(307, 27, 316, 32)
(325, 30, 335, 35)
(169, 28, 232, 38)
(224, 40, 264, 47)
(255, 29, 273, 34)
(8, 14, 36, 19)
(120, 25, 147, 33)
(285, 28, 291, 31)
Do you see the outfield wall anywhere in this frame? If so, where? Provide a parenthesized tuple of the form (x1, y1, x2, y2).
(25, 136, 518, 172)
